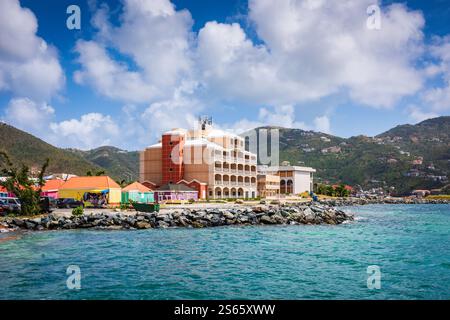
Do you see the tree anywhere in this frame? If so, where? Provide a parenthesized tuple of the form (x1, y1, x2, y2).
(316, 184, 328, 195)
(0, 151, 49, 215)
(86, 169, 105, 176)
(326, 185, 334, 196)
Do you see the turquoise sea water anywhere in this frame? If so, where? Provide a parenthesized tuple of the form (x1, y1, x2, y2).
(0, 204, 449, 300)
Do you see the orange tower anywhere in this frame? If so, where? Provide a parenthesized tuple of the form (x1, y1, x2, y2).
(161, 130, 185, 184)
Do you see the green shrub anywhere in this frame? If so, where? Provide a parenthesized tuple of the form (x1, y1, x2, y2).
(72, 206, 84, 216)
(0, 152, 49, 216)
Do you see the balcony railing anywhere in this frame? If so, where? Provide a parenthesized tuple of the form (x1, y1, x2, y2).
(214, 181, 258, 188)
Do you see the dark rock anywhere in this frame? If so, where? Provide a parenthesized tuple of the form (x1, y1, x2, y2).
(136, 221, 151, 229)
(223, 211, 234, 219)
(260, 215, 274, 224)
(157, 221, 169, 228)
(12, 219, 25, 227)
(25, 221, 35, 229)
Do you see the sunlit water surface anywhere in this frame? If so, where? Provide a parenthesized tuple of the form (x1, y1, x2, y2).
(0, 204, 449, 299)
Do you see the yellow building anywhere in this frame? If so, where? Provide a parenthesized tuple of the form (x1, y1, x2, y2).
(257, 174, 280, 198)
(59, 176, 122, 205)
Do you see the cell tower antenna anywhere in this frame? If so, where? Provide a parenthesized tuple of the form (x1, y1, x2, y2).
(198, 115, 212, 130)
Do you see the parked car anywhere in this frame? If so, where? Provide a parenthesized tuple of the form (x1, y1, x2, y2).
(0, 197, 21, 215)
(56, 198, 84, 209)
(0, 200, 7, 216)
(40, 196, 56, 213)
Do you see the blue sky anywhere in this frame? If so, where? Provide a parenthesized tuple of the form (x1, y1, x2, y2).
(1, 0, 450, 150)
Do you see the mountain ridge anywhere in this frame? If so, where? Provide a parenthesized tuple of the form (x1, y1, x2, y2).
(247, 116, 450, 194)
(1, 116, 449, 194)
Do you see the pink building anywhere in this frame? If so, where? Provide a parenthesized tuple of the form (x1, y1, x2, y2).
(41, 179, 65, 199)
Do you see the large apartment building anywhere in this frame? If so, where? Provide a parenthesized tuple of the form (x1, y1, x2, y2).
(140, 118, 258, 199)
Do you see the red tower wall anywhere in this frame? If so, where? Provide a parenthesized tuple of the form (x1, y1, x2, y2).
(161, 133, 185, 184)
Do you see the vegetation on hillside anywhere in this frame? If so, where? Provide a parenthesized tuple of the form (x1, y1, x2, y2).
(70, 146, 139, 181)
(0, 123, 138, 182)
(247, 117, 450, 195)
(0, 123, 101, 176)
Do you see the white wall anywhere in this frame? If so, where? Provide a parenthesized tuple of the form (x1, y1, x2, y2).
(293, 171, 312, 194)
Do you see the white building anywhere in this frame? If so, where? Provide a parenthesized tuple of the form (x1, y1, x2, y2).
(258, 164, 316, 195)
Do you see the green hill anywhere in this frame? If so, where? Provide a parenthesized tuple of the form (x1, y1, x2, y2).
(0, 123, 138, 182)
(1, 116, 449, 195)
(69, 146, 139, 182)
(245, 117, 450, 195)
(0, 122, 102, 176)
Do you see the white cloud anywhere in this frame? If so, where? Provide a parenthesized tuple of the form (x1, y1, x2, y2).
(223, 104, 331, 134)
(3, 98, 54, 134)
(57, 83, 204, 150)
(313, 115, 331, 134)
(258, 105, 309, 129)
(49, 113, 120, 150)
(422, 86, 450, 111)
(0, 0, 64, 101)
(73, 40, 159, 103)
(74, 0, 193, 103)
(74, 0, 426, 110)
(222, 105, 306, 133)
(407, 105, 438, 123)
(421, 36, 450, 111)
(194, 0, 425, 108)
(139, 82, 202, 143)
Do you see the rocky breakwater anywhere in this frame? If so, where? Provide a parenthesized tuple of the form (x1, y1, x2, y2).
(319, 197, 450, 206)
(1, 203, 353, 231)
